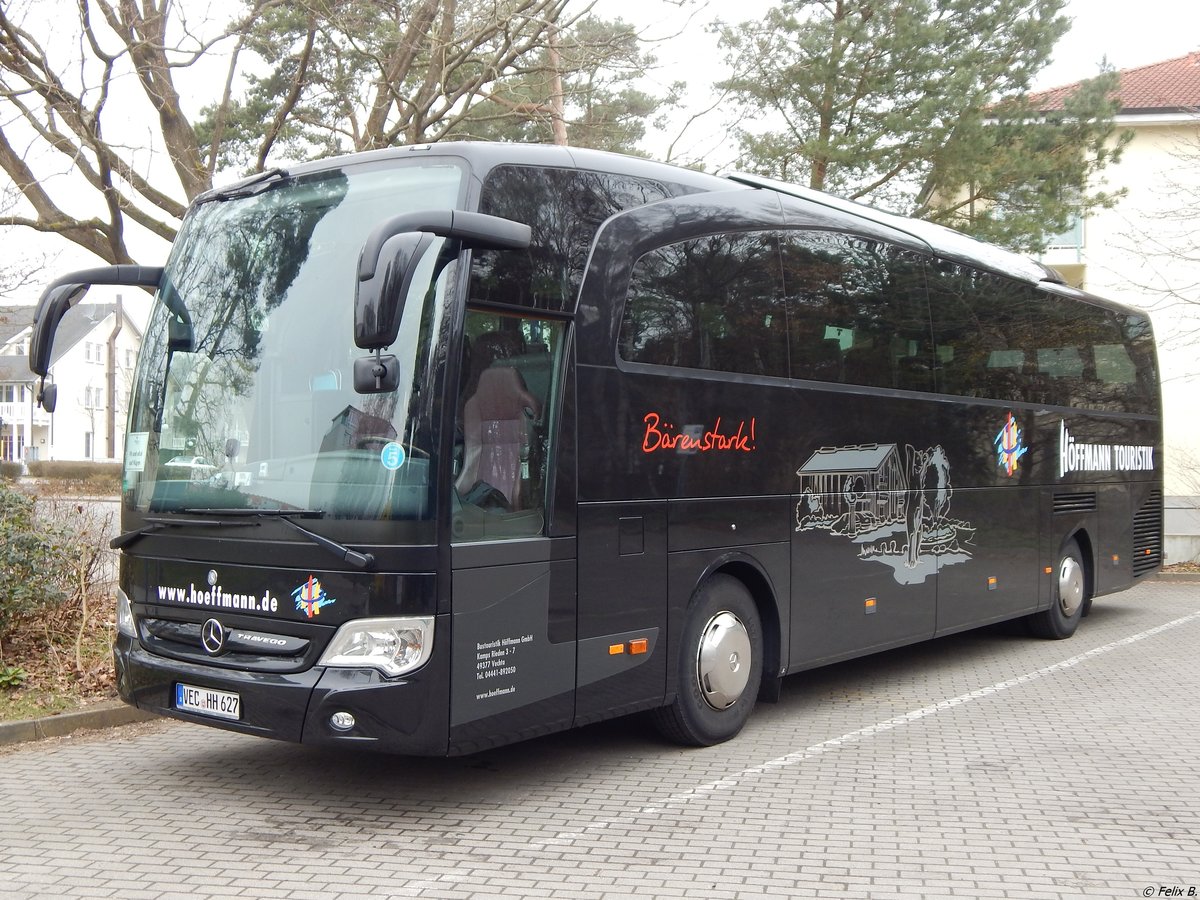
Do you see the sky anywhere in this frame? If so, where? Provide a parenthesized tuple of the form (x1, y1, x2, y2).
(1036, 0, 1200, 87)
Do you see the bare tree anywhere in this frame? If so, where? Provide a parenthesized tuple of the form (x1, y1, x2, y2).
(0, 0, 240, 264)
(0, 0, 645, 270)
(1105, 127, 1200, 358)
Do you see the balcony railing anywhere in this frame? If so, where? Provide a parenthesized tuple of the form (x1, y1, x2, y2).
(0, 401, 50, 426)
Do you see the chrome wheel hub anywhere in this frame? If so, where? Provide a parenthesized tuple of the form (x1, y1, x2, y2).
(1058, 556, 1084, 618)
(696, 611, 752, 710)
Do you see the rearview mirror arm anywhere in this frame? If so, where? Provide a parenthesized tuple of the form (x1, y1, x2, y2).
(357, 210, 531, 282)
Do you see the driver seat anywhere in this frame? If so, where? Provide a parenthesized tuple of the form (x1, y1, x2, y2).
(456, 366, 541, 509)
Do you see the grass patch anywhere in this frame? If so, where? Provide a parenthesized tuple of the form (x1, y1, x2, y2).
(0, 601, 117, 723)
(0, 688, 86, 722)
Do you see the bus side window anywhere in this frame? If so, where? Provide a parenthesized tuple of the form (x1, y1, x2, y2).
(1119, 312, 1161, 415)
(1034, 296, 1151, 413)
(781, 232, 932, 391)
(618, 233, 787, 378)
(470, 166, 683, 313)
(928, 264, 1037, 403)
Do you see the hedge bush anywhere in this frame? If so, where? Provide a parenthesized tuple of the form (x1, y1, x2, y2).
(0, 461, 21, 481)
(0, 483, 69, 639)
(0, 482, 117, 697)
(25, 460, 122, 481)
(24, 460, 121, 494)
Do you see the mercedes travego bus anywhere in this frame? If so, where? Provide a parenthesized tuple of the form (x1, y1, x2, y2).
(28, 143, 1162, 755)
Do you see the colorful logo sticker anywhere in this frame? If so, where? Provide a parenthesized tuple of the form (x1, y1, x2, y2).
(292, 576, 336, 618)
(994, 412, 1028, 477)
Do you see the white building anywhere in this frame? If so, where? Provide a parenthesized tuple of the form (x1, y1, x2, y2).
(1033, 52, 1200, 496)
(0, 300, 142, 463)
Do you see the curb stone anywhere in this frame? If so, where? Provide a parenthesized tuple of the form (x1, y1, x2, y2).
(0, 700, 157, 748)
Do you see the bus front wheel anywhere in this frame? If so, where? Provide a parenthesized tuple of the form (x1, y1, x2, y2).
(652, 574, 763, 746)
(1027, 539, 1088, 640)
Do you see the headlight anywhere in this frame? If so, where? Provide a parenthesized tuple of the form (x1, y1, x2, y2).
(116, 587, 137, 637)
(317, 617, 434, 678)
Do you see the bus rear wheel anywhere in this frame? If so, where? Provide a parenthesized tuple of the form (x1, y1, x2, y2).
(652, 574, 763, 746)
(1027, 539, 1088, 640)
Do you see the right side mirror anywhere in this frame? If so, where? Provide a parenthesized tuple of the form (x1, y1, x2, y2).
(353, 210, 530, 353)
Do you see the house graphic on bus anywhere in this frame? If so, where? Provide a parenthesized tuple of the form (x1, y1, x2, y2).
(796, 443, 907, 536)
(796, 442, 974, 584)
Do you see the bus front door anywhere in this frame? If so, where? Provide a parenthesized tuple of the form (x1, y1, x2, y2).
(445, 309, 578, 754)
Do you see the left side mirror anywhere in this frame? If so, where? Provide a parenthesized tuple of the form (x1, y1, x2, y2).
(28, 265, 163, 411)
(29, 281, 89, 378)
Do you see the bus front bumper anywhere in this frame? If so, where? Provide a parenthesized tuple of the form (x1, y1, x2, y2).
(113, 633, 451, 755)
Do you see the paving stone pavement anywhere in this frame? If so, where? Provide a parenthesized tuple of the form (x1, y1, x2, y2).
(1, 579, 1198, 899)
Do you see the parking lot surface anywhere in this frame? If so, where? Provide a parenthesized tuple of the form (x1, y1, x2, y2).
(2, 579, 1198, 899)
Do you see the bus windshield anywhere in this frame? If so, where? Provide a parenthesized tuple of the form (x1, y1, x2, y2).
(123, 160, 466, 522)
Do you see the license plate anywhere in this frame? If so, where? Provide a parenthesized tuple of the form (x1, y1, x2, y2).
(175, 683, 240, 721)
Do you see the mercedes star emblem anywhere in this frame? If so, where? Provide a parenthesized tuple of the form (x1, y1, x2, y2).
(201, 618, 226, 655)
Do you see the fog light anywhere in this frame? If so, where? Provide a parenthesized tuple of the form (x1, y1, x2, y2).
(330, 711, 356, 731)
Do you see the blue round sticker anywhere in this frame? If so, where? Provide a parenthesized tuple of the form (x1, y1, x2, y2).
(380, 442, 406, 470)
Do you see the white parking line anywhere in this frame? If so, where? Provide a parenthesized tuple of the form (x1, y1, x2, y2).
(541, 609, 1200, 847)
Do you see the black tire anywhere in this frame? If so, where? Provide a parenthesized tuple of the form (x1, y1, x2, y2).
(1027, 539, 1088, 639)
(652, 574, 763, 746)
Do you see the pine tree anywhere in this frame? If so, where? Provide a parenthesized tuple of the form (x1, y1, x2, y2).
(718, 0, 1129, 252)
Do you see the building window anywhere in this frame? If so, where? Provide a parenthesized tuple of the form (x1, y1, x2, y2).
(1046, 214, 1084, 251)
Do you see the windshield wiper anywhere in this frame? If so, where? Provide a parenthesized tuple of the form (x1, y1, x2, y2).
(199, 167, 289, 204)
(115, 508, 375, 569)
(178, 508, 376, 570)
(185, 507, 323, 518)
(110, 515, 258, 550)
(273, 514, 375, 570)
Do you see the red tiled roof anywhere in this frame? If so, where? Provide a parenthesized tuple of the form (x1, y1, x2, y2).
(1030, 51, 1200, 113)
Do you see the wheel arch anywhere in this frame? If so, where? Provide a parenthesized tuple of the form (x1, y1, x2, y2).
(1062, 527, 1096, 615)
(698, 554, 783, 693)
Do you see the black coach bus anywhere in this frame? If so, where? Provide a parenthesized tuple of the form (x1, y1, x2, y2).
(28, 143, 1162, 754)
